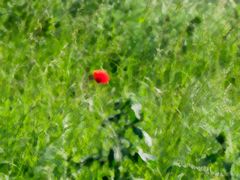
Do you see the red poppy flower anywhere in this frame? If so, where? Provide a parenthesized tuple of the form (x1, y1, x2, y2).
(93, 70, 110, 84)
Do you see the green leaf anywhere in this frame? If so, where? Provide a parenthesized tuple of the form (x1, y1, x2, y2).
(107, 113, 121, 122)
(191, 16, 202, 24)
(62, 113, 71, 130)
(130, 153, 140, 162)
(200, 149, 224, 166)
(114, 100, 122, 110)
(132, 126, 143, 139)
(131, 103, 142, 120)
(143, 131, 152, 147)
(216, 132, 225, 145)
(108, 148, 114, 168)
(138, 149, 156, 162)
(81, 155, 99, 167)
(224, 162, 232, 173)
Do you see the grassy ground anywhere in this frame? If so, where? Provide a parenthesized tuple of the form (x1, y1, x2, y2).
(0, 0, 240, 179)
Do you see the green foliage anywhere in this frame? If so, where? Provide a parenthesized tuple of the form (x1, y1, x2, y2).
(66, 98, 155, 179)
(0, 0, 240, 179)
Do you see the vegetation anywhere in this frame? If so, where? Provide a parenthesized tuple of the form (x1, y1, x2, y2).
(0, 0, 240, 179)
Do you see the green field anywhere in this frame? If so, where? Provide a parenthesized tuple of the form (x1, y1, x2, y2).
(1, 0, 240, 179)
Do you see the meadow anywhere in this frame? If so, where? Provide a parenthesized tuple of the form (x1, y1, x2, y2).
(0, 0, 240, 179)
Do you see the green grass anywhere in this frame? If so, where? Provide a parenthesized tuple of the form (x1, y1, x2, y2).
(0, 0, 240, 179)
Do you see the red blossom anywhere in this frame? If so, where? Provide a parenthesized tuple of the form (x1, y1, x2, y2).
(93, 70, 110, 84)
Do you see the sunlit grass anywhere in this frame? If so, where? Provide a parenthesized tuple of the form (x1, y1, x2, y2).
(0, 0, 240, 179)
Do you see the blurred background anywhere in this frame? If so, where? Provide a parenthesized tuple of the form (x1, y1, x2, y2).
(0, 0, 240, 179)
